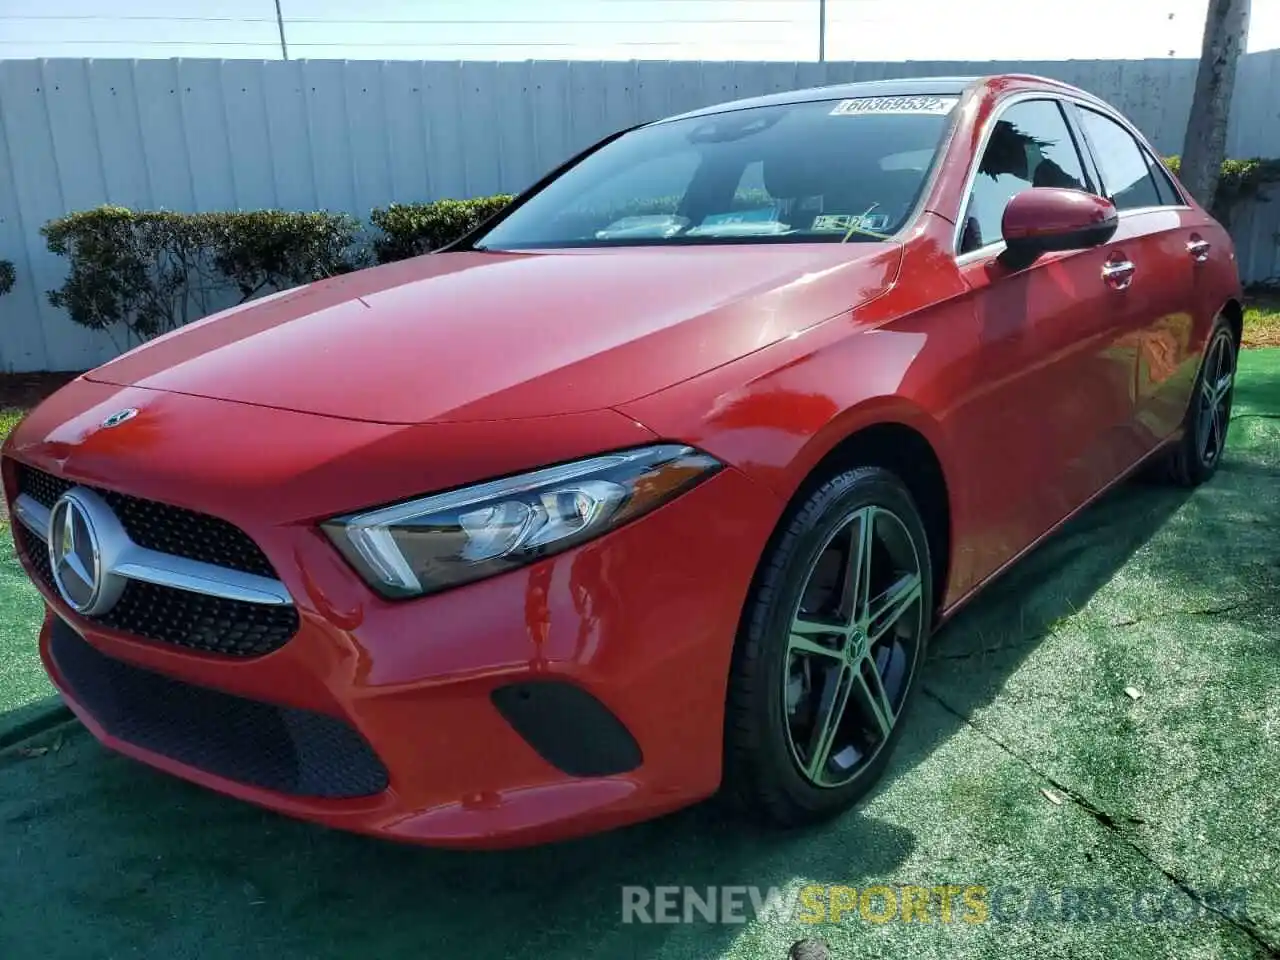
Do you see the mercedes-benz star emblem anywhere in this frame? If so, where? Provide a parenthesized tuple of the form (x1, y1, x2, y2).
(100, 408, 138, 429)
(48, 489, 128, 616)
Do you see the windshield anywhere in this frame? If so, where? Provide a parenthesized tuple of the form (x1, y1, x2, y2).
(472, 94, 959, 250)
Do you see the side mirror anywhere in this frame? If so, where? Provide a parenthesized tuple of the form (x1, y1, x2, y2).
(999, 188, 1118, 269)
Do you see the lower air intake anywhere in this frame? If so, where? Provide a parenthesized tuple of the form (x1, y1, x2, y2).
(49, 617, 389, 799)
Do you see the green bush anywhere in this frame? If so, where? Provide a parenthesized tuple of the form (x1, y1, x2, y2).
(1163, 155, 1280, 223)
(42, 206, 360, 343)
(205, 210, 364, 302)
(369, 196, 513, 264)
(0, 259, 14, 297)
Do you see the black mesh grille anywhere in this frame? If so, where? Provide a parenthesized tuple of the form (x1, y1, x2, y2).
(50, 617, 389, 799)
(18, 465, 70, 511)
(17, 531, 298, 657)
(14, 522, 55, 592)
(11, 463, 299, 657)
(15, 463, 276, 579)
(98, 580, 300, 657)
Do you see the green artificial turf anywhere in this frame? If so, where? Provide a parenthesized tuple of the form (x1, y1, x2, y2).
(0, 405, 60, 748)
(1, 350, 1278, 960)
(0, 409, 25, 444)
(0, 538, 57, 748)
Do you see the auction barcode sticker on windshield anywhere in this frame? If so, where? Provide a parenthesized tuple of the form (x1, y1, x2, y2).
(830, 95, 959, 116)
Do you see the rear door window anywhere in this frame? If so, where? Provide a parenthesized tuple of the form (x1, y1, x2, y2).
(1144, 151, 1185, 205)
(1076, 108, 1165, 211)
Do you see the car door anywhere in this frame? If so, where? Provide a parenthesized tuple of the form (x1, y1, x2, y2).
(950, 96, 1140, 590)
(1071, 104, 1205, 452)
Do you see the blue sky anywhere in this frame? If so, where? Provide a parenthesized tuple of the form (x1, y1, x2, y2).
(0, 0, 1277, 61)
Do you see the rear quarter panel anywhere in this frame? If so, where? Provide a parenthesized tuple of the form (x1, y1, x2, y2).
(1196, 216, 1244, 337)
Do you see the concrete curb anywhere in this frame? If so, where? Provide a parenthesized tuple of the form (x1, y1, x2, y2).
(0, 697, 74, 751)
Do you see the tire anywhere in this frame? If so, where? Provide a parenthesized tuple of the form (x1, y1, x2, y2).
(1153, 316, 1238, 488)
(722, 465, 933, 828)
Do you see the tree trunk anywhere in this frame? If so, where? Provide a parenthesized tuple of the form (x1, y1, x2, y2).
(1180, 0, 1251, 211)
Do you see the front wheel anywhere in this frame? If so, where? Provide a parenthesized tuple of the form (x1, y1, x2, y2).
(722, 466, 933, 827)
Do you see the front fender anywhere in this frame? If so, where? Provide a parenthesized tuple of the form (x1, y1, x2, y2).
(616, 313, 958, 505)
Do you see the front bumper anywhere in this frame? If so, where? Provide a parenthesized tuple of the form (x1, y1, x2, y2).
(8, 382, 783, 848)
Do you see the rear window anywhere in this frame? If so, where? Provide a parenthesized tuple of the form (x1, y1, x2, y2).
(472, 95, 960, 249)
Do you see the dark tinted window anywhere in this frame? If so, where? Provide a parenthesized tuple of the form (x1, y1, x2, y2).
(960, 99, 1088, 253)
(1078, 108, 1164, 210)
(1145, 150, 1184, 205)
(473, 95, 959, 249)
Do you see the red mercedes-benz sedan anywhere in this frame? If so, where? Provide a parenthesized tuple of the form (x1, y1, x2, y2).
(3, 74, 1242, 849)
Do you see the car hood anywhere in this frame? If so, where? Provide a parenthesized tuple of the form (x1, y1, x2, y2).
(85, 243, 901, 424)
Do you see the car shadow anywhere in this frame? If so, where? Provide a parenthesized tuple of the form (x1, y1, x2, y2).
(0, 470, 1198, 960)
(922, 478, 1190, 710)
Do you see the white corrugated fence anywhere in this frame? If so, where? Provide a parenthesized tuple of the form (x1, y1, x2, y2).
(1, 53, 1279, 371)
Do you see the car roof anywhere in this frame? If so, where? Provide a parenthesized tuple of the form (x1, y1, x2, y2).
(654, 74, 1095, 124)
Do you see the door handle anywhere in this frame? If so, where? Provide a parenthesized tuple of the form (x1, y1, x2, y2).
(1102, 259, 1135, 290)
(1187, 237, 1211, 262)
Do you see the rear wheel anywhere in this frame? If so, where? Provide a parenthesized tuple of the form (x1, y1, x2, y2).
(723, 466, 932, 827)
(1155, 317, 1237, 487)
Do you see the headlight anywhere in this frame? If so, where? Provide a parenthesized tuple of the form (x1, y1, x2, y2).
(322, 444, 722, 599)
